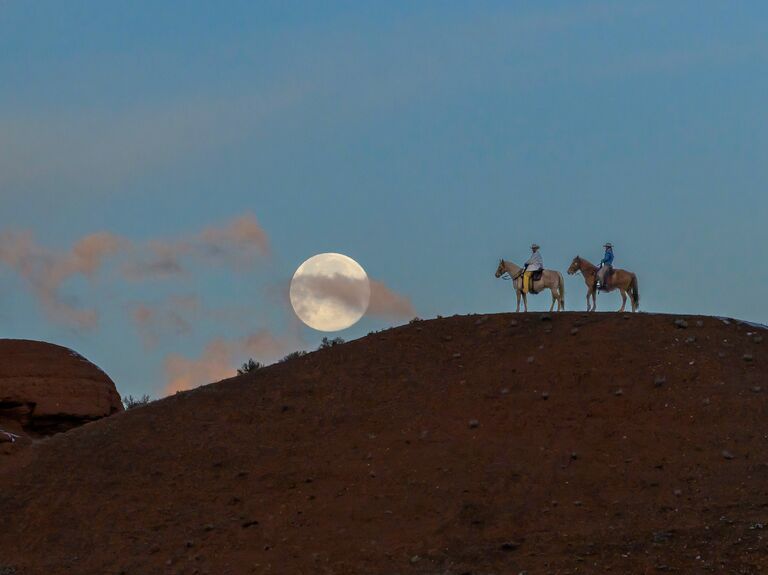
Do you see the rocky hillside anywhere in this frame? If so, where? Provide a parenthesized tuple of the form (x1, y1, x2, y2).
(0, 313, 766, 574)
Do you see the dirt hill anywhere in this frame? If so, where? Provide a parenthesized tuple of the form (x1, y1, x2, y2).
(1, 313, 767, 574)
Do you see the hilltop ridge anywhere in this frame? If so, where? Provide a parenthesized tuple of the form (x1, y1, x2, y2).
(1, 312, 767, 574)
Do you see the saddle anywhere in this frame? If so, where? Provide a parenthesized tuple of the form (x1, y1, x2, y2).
(597, 267, 614, 291)
(522, 269, 543, 294)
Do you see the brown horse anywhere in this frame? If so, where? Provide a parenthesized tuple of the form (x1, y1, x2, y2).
(495, 259, 565, 312)
(567, 256, 639, 312)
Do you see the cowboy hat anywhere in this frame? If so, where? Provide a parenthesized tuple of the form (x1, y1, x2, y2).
(531, 243, 540, 250)
(604, 242, 613, 248)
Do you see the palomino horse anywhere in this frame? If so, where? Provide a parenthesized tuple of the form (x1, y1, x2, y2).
(495, 259, 565, 312)
(567, 256, 640, 312)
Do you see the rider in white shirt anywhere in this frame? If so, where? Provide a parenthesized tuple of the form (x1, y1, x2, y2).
(523, 243, 543, 293)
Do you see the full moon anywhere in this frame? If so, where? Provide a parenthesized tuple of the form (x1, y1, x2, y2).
(289, 253, 371, 332)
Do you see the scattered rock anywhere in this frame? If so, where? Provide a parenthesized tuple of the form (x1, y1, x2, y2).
(743, 354, 754, 362)
(541, 315, 552, 322)
(500, 541, 522, 551)
(673, 489, 683, 497)
(614, 389, 624, 396)
(654, 376, 667, 388)
(409, 555, 421, 564)
(751, 386, 763, 393)
(570, 328, 579, 335)
(754, 336, 764, 344)
(468, 419, 480, 429)
(452, 353, 462, 359)
(526, 356, 535, 364)
(685, 336, 696, 344)
(652, 530, 673, 543)
(509, 320, 519, 327)
(541, 392, 549, 400)
(674, 319, 688, 329)
(722, 450, 736, 460)
(500, 388, 510, 395)
(442, 335, 453, 342)
(695, 320, 704, 327)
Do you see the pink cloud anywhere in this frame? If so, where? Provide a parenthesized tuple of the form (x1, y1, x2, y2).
(123, 214, 269, 279)
(0, 214, 270, 329)
(132, 295, 200, 349)
(368, 279, 416, 319)
(0, 230, 125, 330)
(163, 330, 289, 395)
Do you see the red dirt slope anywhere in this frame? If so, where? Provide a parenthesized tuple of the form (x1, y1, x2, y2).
(1, 313, 767, 574)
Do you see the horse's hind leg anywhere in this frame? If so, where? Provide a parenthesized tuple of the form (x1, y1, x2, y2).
(522, 292, 528, 312)
(619, 288, 627, 312)
(549, 289, 556, 312)
(515, 290, 521, 313)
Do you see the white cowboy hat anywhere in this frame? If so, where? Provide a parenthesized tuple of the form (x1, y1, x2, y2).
(603, 242, 613, 248)
(531, 243, 540, 250)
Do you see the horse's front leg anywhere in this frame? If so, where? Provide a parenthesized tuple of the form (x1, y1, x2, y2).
(591, 289, 597, 312)
(619, 288, 627, 312)
(586, 290, 591, 311)
(515, 290, 521, 313)
(549, 289, 556, 312)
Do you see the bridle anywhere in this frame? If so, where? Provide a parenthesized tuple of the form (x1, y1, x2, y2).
(497, 260, 521, 281)
(569, 256, 581, 275)
(569, 257, 583, 277)
(496, 260, 512, 281)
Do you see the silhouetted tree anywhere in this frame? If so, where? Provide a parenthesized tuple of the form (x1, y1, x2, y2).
(318, 337, 345, 350)
(237, 358, 263, 375)
(122, 394, 152, 410)
(281, 350, 308, 362)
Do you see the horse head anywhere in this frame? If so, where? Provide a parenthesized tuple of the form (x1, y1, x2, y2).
(567, 256, 581, 275)
(495, 258, 505, 278)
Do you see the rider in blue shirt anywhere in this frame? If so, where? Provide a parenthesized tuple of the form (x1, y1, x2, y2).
(596, 242, 613, 289)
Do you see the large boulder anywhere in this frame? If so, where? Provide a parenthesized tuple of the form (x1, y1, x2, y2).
(0, 339, 122, 437)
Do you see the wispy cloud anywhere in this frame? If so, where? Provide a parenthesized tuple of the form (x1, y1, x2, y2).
(0, 81, 311, 198)
(163, 331, 293, 395)
(0, 230, 125, 329)
(288, 271, 415, 323)
(123, 214, 270, 280)
(131, 295, 201, 349)
(0, 214, 269, 330)
(289, 272, 370, 318)
(368, 279, 416, 319)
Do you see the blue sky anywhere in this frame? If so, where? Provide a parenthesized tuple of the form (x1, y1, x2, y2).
(1, 1, 767, 397)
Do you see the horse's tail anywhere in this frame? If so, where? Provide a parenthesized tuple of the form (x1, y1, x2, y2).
(558, 272, 566, 309)
(630, 274, 640, 308)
